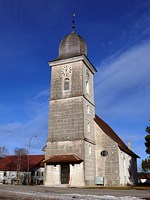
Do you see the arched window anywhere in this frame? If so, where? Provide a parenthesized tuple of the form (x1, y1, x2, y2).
(89, 145, 92, 155)
(64, 78, 69, 90)
(87, 123, 90, 133)
(86, 81, 89, 94)
(87, 105, 90, 114)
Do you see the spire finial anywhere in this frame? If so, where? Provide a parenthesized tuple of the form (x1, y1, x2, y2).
(72, 13, 76, 32)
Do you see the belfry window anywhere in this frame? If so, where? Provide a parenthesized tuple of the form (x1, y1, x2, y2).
(86, 81, 89, 94)
(87, 105, 90, 114)
(89, 145, 92, 155)
(64, 78, 69, 90)
(87, 123, 90, 132)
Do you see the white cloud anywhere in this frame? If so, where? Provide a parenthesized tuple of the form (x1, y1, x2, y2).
(34, 89, 49, 100)
(95, 40, 150, 160)
(95, 40, 150, 118)
(124, 1, 150, 45)
(0, 89, 49, 155)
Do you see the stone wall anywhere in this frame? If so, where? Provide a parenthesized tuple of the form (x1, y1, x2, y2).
(45, 56, 97, 186)
(84, 141, 96, 185)
(50, 60, 83, 101)
(82, 62, 95, 105)
(45, 140, 84, 159)
(48, 97, 84, 143)
(94, 122, 120, 186)
(83, 98, 95, 143)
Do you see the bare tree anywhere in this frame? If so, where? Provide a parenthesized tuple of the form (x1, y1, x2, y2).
(0, 146, 8, 158)
(14, 147, 28, 184)
(14, 148, 28, 156)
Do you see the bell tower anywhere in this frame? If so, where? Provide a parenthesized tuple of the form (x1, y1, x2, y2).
(45, 19, 97, 186)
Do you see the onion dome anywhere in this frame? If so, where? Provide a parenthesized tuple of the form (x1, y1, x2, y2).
(57, 14, 87, 60)
(58, 31, 87, 59)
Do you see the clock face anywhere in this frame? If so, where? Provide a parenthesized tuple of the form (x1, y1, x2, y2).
(61, 65, 72, 76)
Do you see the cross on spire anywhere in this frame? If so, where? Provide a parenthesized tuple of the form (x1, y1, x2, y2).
(72, 13, 76, 32)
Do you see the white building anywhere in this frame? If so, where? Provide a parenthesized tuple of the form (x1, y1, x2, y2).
(0, 155, 44, 185)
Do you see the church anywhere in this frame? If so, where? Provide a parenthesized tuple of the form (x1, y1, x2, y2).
(44, 20, 139, 187)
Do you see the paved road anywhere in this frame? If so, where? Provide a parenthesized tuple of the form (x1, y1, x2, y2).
(0, 185, 149, 199)
(48, 187, 150, 198)
(42, 186, 150, 198)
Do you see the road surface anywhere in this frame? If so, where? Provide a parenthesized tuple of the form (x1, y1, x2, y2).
(0, 185, 149, 200)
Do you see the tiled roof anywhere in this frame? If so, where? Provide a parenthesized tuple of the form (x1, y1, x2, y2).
(0, 155, 44, 171)
(95, 115, 140, 158)
(138, 173, 150, 179)
(43, 154, 83, 165)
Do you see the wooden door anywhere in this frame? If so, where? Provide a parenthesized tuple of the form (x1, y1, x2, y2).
(61, 164, 70, 184)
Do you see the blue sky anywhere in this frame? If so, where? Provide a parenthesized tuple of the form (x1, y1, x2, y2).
(0, 0, 150, 168)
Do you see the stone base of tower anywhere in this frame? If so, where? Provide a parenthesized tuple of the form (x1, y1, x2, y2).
(44, 163, 85, 187)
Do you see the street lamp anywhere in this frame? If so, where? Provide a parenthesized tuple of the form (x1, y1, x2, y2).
(27, 135, 37, 185)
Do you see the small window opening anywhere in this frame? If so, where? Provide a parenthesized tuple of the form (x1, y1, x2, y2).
(86, 81, 89, 94)
(100, 150, 108, 157)
(87, 105, 90, 114)
(37, 171, 40, 176)
(89, 145, 92, 155)
(64, 78, 69, 90)
(87, 123, 90, 132)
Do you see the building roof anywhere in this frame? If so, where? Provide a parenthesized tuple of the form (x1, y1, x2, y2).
(138, 172, 150, 179)
(58, 31, 87, 60)
(43, 154, 83, 165)
(0, 155, 44, 171)
(95, 115, 140, 158)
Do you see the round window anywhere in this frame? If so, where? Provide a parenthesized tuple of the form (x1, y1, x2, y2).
(100, 150, 108, 157)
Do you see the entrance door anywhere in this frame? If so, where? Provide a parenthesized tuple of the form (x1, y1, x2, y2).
(61, 164, 70, 184)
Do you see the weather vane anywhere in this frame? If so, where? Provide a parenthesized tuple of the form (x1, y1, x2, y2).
(72, 13, 76, 32)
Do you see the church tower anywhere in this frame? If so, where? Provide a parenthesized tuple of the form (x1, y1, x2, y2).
(44, 19, 97, 186)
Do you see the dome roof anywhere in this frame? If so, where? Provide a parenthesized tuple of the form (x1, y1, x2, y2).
(58, 31, 87, 59)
